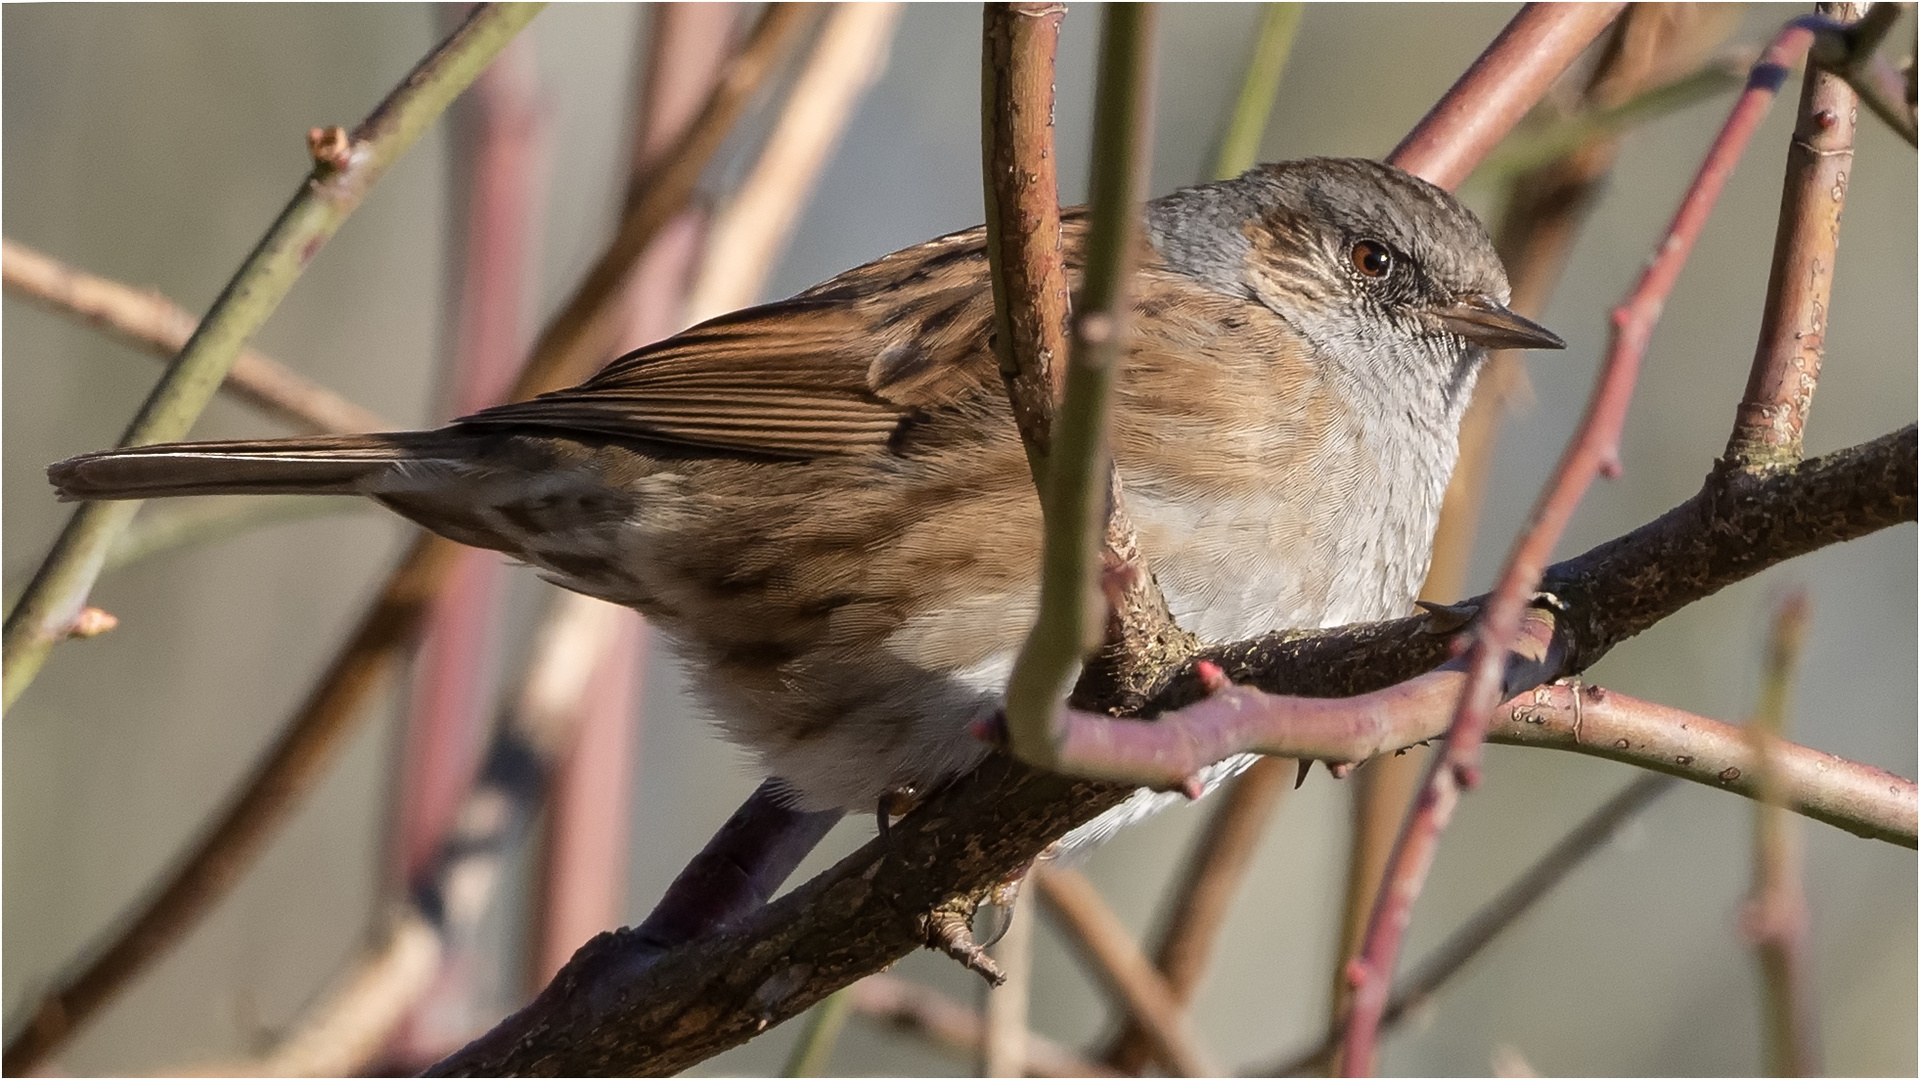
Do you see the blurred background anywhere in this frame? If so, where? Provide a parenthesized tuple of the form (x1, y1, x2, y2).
(4, 4, 1913, 1076)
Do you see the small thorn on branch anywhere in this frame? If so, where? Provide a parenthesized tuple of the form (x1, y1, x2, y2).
(923, 902, 1006, 986)
(306, 125, 352, 171)
(65, 607, 118, 640)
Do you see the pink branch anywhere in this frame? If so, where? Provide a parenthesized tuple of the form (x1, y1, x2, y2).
(1387, 3, 1626, 189)
(1340, 20, 1835, 1074)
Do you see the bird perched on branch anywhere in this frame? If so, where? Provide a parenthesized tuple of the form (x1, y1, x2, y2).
(51, 157, 1561, 831)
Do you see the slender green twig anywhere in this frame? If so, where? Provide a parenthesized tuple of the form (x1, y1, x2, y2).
(1475, 53, 1749, 180)
(782, 987, 854, 1076)
(1002, 4, 1156, 768)
(1211, 3, 1303, 181)
(0, 2, 545, 716)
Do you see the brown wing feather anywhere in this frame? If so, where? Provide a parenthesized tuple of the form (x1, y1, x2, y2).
(457, 225, 1011, 457)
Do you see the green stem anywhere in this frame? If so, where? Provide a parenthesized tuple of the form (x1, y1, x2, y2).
(1003, 5, 1155, 767)
(781, 986, 853, 1076)
(1, 2, 545, 714)
(1212, 3, 1303, 181)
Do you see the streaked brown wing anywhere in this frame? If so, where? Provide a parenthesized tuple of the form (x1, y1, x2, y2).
(457, 226, 1004, 457)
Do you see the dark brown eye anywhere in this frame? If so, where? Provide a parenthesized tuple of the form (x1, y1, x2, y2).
(1351, 240, 1393, 278)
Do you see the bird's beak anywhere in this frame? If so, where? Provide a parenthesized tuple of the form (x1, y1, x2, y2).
(1430, 294, 1565, 351)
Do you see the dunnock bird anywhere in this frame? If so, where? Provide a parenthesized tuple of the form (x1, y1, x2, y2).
(50, 157, 1561, 829)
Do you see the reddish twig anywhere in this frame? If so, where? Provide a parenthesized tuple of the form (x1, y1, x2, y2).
(849, 974, 1119, 1078)
(1728, 2, 1861, 469)
(1033, 866, 1222, 1078)
(1744, 591, 1821, 1077)
(1343, 23, 1846, 1071)
(1335, 3, 1737, 1034)
(982, 1, 1073, 469)
(1104, 754, 1293, 1073)
(1001, 5, 1162, 768)
(1387, 2, 1626, 190)
(0, 238, 389, 436)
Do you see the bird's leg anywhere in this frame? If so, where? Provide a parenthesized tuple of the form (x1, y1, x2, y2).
(874, 784, 922, 846)
(629, 778, 843, 955)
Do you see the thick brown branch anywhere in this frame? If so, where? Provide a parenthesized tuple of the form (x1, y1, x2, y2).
(422, 416, 1913, 1076)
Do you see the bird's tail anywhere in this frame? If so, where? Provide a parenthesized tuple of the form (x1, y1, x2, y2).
(48, 431, 467, 502)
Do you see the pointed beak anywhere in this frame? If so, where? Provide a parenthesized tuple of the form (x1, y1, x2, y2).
(1430, 294, 1565, 351)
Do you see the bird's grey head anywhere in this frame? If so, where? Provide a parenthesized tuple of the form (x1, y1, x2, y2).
(1147, 157, 1562, 409)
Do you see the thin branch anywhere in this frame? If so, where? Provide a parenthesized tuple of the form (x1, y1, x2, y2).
(782, 986, 853, 1077)
(1003, 3, 1157, 769)
(508, 2, 819, 397)
(981, 1, 1074, 474)
(0, 3, 540, 717)
(1261, 773, 1679, 1077)
(849, 974, 1119, 1078)
(684, 2, 903, 326)
(191, 911, 445, 1078)
(1104, 754, 1293, 1072)
(0, 238, 390, 436)
(1387, 2, 1626, 189)
(1034, 866, 1222, 1078)
(982, 892, 1036, 1077)
(1211, 4, 1304, 181)
(1342, 20, 1841, 1072)
(1, 528, 468, 1076)
(1728, 3, 1861, 469)
(1745, 591, 1821, 1077)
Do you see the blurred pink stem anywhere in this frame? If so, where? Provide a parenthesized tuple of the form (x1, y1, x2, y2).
(387, 26, 548, 1062)
(530, 2, 738, 989)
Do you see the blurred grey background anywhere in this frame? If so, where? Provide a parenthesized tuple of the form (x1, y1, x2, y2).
(4, 4, 1913, 1076)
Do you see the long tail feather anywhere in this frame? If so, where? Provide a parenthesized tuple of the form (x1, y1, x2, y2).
(48, 431, 462, 501)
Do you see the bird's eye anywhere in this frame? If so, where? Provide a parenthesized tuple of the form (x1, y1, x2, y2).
(1350, 240, 1393, 278)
